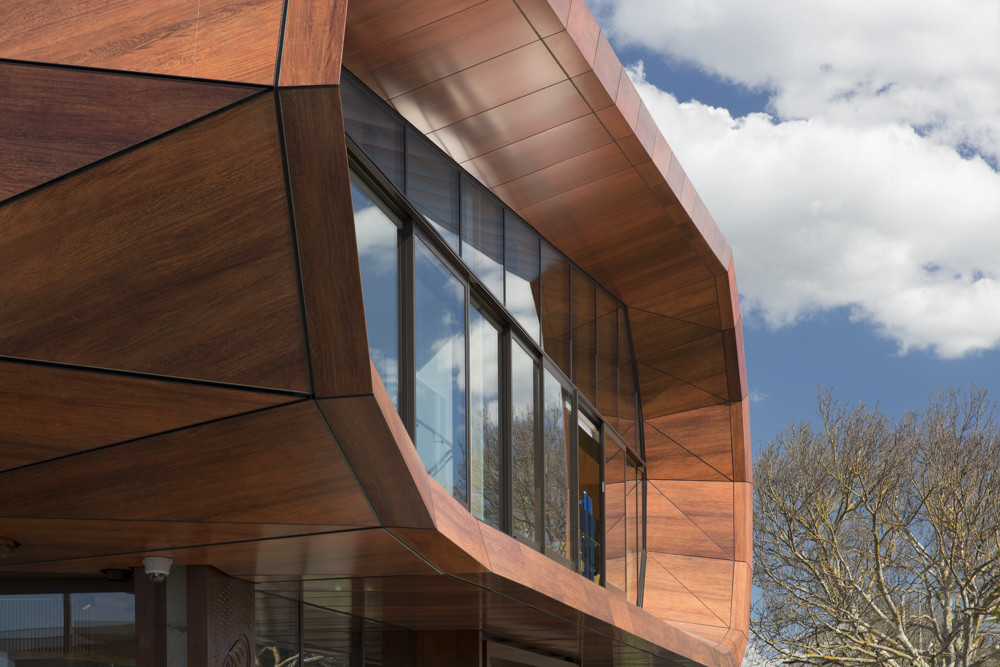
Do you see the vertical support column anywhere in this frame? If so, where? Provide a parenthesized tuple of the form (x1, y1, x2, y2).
(187, 566, 255, 667)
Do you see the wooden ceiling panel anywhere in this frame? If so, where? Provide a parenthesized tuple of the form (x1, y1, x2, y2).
(0, 94, 310, 390)
(433, 80, 592, 165)
(565, 0, 601, 65)
(0, 401, 377, 527)
(0, 62, 258, 201)
(347, 0, 536, 101)
(571, 70, 615, 112)
(459, 113, 611, 187)
(0, 0, 284, 83)
(629, 309, 719, 360)
(631, 274, 724, 330)
(514, 0, 570, 38)
(0, 360, 294, 472)
(645, 485, 730, 560)
(650, 481, 735, 560)
(278, 87, 371, 398)
(344, 0, 488, 62)
(279, 0, 349, 86)
(646, 405, 734, 480)
(544, 30, 591, 78)
(389, 41, 567, 134)
(643, 423, 730, 483)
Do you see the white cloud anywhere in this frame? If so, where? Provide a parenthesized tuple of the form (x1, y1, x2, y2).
(590, 0, 1000, 358)
(626, 63, 1000, 358)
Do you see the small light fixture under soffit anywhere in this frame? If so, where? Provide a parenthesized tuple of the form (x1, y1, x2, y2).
(142, 555, 173, 584)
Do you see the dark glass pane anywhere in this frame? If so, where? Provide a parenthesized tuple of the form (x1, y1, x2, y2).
(461, 177, 505, 299)
(414, 239, 467, 502)
(504, 215, 540, 342)
(302, 604, 352, 666)
(571, 268, 597, 405)
(540, 243, 570, 376)
(577, 413, 602, 582)
(342, 75, 405, 190)
(407, 129, 460, 251)
(626, 458, 641, 605)
(470, 302, 502, 529)
(511, 342, 538, 543)
(351, 179, 400, 408)
(596, 289, 618, 433)
(543, 368, 572, 559)
(256, 592, 300, 667)
(604, 440, 626, 596)
(619, 307, 637, 447)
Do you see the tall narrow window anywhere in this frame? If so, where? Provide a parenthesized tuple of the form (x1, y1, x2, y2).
(461, 178, 505, 300)
(511, 342, 538, 544)
(626, 457, 642, 605)
(414, 238, 467, 502)
(504, 215, 540, 343)
(470, 302, 502, 529)
(596, 291, 618, 433)
(571, 269, 597, 406)
(351, 178, 400, 407)
(604, 440, 626, 595)
(540, 244, 570, 375)
(543, 368, 572, 560)
(342, 75, 405, 190)
(407, 129, 460, 252)
(577, 413, 602, 582)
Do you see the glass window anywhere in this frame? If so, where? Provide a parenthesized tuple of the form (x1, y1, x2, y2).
(626, 458, 642, 605)
(596, 290, 618, 432)
(619, 307, 637, 447)
(461, 177, 505, 300)
(604, 440, 626, 596)
(342, 75, 405, 190)
(407, 129, 460, 252)
(504, 215, 541, 343)
(256, 591, 300, 667)
(571, 268, 597, 406)
(577, 413, 602, 582)
(540, 243, 570, 377)
(351, 178, 400, 407)
(543, 368, 572, 560)
(414, 238, 467, 503)
(511, 341, 538, 543)
(470, 301, 502, 529)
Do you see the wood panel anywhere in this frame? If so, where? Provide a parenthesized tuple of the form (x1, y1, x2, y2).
(544, 30, 591, 79)
(651, 553, 733, 629)
(638, 363, 726, 420)
(734, 483, 752, 565)
(0, 360, 294, 471)
(645, 483, 730, 560)
(731, 397, 752, 482)
(630, 274, 724, 331)
(0, 94, 310, 390)
(646, 405, 734, 479)
(278, 87, 371, 397)
(638, 334, 729, 403)
(0, 62, 258, 201)
(629, 309, 719, 362)
(641, 554, 729, 627)
(514, 0, 570, 38)
(317, 371, 436, 530)
(731, 561, 751, 633)
(0, 0, 283, 83)
(644, 422, 729, 481)
(279, 0, 349, 86)
(651, 480, 735, 559)
(0, 401, 377, 526)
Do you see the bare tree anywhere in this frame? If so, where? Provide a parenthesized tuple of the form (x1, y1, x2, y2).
(753, 386, 1000, 666)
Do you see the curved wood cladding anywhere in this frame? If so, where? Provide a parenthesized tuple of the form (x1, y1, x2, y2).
(0, 0, 284, 84)
(0, 360, 295, 472)
(0, 62, 259, 201)
(278, 86, 372, 398)
(0, 93, 310, 391)
(342, 0, 752, 662)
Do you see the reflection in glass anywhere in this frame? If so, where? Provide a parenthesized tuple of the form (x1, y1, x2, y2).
(407, 129, 460, 252)
(511, 342, 538, 543)
(351, 178, 400, 408)
(626, 458, 642, 605)
(540, 243, 570, 376)
(578, 413, 602, 582)
(256, 591, 300, 667)
(414, 238, 467, 502)
(0, 592, 135, 666)
(596, 290, 618, 432)
(342, 75, 405, 190)
(470, 302, 502, 529)
(604, 441, 626, 596)
(504, 215, 540, 342)
(543, 368, 572, 559)
(461, 177, 505, 299)
(619, 307, 637, 447)
(572, 268, 597, 405)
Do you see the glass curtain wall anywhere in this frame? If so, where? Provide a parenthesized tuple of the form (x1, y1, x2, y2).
(470, 301, 502, 528)
(542, 368, 573, 561)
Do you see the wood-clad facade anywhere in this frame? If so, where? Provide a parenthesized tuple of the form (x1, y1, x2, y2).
(0, 0, 751, 665)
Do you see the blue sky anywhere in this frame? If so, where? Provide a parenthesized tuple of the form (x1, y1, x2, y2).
(593, 1, 1000, 448)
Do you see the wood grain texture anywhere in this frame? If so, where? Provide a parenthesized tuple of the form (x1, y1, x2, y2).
(651, 553, 734, 628)
(734, 483, 752, 565)
(278, 87, 371, 397)
(643, 421, 730, 482)
(279, 0, 349, 86)
(641, 553, 729, 627)
(637, 362, 726, 419)
(0, 401, 377, 526)
(0, 0, 283, 83)
(0, 360, 294, 471)
(731, 397, 752, 482)
(645, 483, 731, 560)
(646, 405, 734, 480)
(317, 367, 436, 530)
(514, 0, 570, 38)
(651, 480, 735, 559)
(0, 62, 257, 201)
(629, 308, 719, 365)
(544, 30, 591, 79)
(731, 561, 751, 633)
(638, 334, 729, 404)
(0, 94, 310, 390)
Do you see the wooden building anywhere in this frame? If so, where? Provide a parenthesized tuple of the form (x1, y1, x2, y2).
(0, 0, 752, 665)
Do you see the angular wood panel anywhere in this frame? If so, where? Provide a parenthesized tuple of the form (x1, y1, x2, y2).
(0, 0, 284, 84)
(650, 553, 733, 628)
(0, 62, 258, 201)
(651, 480, 735, 559)
(637, 363, 725, 419)
(0, 360, 294, 471)
(647, 405, 734, 479)
(638, 334, 729, 403)
(0, 401, 377, 526)
(645, 483, 730, 560)
(279, 86, 371, 397)
(629, 308, 720, 361)
(0, 94, 310, 390)
(644, 423, 729, 481)
(641, 554, 728, 627)
(279, 0, 349, 86)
